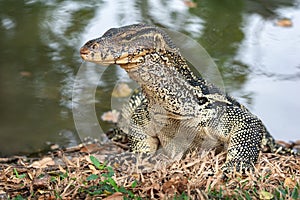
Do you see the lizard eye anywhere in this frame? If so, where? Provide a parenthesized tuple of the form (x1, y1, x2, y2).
(91, 43, 99, 50)
(124, 34, 133, 41)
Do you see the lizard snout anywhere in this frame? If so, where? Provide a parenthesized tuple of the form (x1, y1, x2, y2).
(80, 47, 90, 59)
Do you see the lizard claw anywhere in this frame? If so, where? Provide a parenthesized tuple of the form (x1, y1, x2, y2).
(221, 160, 255, 175)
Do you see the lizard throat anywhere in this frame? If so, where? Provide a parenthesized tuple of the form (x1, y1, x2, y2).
(125, 56, 203, 116)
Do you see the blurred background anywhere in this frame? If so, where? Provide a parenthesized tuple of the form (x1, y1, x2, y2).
(0, 0, 299, 156)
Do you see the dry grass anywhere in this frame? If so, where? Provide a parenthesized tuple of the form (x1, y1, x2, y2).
(0, 142, 299, 199)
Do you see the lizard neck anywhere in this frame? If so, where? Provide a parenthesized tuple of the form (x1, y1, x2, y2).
(124, 51, 205, 116)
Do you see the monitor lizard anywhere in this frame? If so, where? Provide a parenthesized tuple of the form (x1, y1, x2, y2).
(80, 23, 298, 173)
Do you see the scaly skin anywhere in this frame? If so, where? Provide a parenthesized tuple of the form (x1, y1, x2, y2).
(80, 24, 297, 173)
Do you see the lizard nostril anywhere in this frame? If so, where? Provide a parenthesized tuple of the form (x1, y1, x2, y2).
(80, 47, 89, 55)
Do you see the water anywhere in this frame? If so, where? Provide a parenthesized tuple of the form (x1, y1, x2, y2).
(0, 0, 299, 156)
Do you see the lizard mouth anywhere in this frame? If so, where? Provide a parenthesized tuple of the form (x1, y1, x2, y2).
(80, 46, 144, 69)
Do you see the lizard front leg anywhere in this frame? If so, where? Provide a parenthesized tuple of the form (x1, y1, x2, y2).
(128, 125, 159, 153)
(221, 117, 264, 173)
(127, 103, 159, 154)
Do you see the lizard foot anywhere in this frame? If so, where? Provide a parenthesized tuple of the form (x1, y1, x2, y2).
(221, 160, 255, 175)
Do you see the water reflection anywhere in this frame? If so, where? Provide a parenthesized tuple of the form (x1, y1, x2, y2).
(0, 0, 299, 156)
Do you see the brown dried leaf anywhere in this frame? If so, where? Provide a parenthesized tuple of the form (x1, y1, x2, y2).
(0, 190, 6, 198)
(142, 183, 160, 193)
(102, 192, 124, 200)
(80, 143, 102, 153)
(112, 83, 132, 98)
(152, 182, 160, 191)
(27, 171, 34, 180)
(276, 140, 292, 148)
(294, 140, 300, 145)
(284, 177, 296, 188)
(162, 175, 188, 194)
(38, 195, 56, 200)
(32, 173, 50, 188)
(162, 180, 174, 193)
(276, 18, 292, 27)
(184, 0, 197, 8)
(101, 110, 120, 123)
(30, 157, 55, 168)
(177, 178, 188, 193)
(88, 164, 98, 174)
(131, 173, 140, 179)
(20, 71, 32, 77)
(58, 165, 66, 173)
(294, 145, 300, 152)
(62, 155, 76, 167)
(50, 144, 60, 150)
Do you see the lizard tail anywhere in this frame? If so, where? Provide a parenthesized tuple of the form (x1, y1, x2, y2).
(262, 131, 299, 155)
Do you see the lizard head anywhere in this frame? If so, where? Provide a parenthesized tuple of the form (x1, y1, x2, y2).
(80, 24, 177, 69)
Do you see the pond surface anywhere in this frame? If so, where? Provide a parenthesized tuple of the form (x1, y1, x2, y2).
(0, 0, 300, 156)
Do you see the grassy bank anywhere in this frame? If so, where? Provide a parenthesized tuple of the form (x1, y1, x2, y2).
(0, 142, 299, 199)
